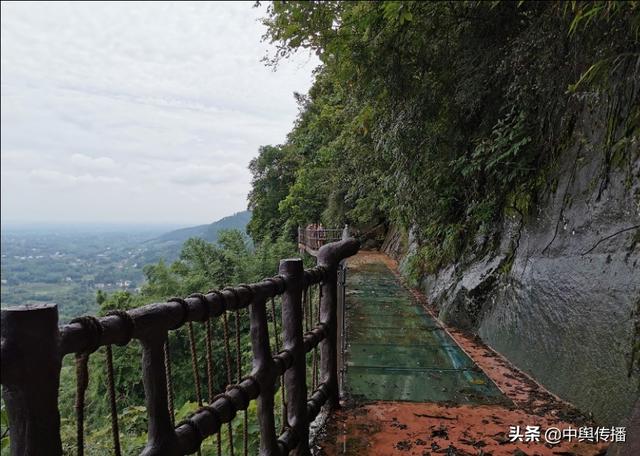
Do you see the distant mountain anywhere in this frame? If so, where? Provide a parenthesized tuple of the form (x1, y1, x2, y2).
(139, 210, 252, 262)
(153, 210, 252, 244)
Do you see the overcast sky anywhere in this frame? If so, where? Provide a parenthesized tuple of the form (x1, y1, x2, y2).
(1, 1, 317, 225)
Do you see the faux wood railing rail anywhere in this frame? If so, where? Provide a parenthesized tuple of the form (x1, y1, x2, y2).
(297, 225, 349, 256)
(0, 238, 359, 456)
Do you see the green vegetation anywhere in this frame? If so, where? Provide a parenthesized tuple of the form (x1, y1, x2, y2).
(1, 213, 251, 322)
(53, 230, 299, 455)
(250, 0, 639, 276)
(150, 210, 252, 246)
(1, 228, 161, 321)
(2, 2, 638, 453)
(2, 222, 298, 454)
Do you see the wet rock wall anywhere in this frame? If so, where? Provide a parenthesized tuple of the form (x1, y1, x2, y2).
(387, 101, 639, 425)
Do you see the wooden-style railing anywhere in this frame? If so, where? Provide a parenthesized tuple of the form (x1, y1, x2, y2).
(0, 238, 359, 456)
(297, 225, 349, 256)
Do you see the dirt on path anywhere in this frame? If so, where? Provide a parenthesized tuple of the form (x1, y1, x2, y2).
(317, 251, 608, 456)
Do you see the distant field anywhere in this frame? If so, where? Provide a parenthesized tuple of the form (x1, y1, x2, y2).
(0, 282, 98, 322)
(1, 213, 251, 321)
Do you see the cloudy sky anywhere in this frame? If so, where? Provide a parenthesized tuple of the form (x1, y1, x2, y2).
(1, 1, 317, 225)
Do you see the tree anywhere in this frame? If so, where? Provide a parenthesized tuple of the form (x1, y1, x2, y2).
(252, 0, 638, 273)
(248, 145, 300, 242)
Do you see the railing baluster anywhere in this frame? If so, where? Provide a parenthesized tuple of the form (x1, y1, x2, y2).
(279, 258, 311, 456)
(221, 313, 236, 455)
(250, 292, 280, 456)
(105, 344, 123, 456)
(140, 330, 178, 456)
(337, 262, 347, 397)
(317, 255, 340, 409)
(164, 339, 176, 426)
(312, 284, 321, 390)
(186, 320, 203, 456)
(0, 304, 62, 456)
(73, 352, 89, 456)
(315, 238, 359, 412)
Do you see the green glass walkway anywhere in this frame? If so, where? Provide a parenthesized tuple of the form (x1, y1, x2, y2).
(343, 260, 506, 404)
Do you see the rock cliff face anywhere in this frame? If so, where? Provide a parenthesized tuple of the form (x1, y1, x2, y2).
(387, 102, 639, 425)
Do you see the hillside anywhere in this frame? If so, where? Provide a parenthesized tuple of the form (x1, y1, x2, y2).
(137, 210, 252, 263)
(251, 2, 639, 426)
(153, 210, 252, 244)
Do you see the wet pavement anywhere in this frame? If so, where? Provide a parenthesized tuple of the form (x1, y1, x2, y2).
(343, 261, 505, 404)
(318, 251, 605, 456)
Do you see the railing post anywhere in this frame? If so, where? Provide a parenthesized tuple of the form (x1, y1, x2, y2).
(140, 330, 178, 456)
(0, 304, 62, 456)
(317, 253, 340, 409)
(279, 258, 310, 456)
(336, 261, 347, 397)
(250, 295, 279, 456)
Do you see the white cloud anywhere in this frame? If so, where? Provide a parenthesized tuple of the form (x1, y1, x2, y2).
(169, 163, 247, 186)
(1, 1, 318, 224)
(70, 153, 116, 171)
(29, 169, 124, 186)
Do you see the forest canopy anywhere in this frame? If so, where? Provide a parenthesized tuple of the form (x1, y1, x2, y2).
(249, 0, 639, 273)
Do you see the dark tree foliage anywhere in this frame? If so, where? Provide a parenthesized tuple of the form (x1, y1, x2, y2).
(248, 145, 301, 242)
(250, 0, 639, 273)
